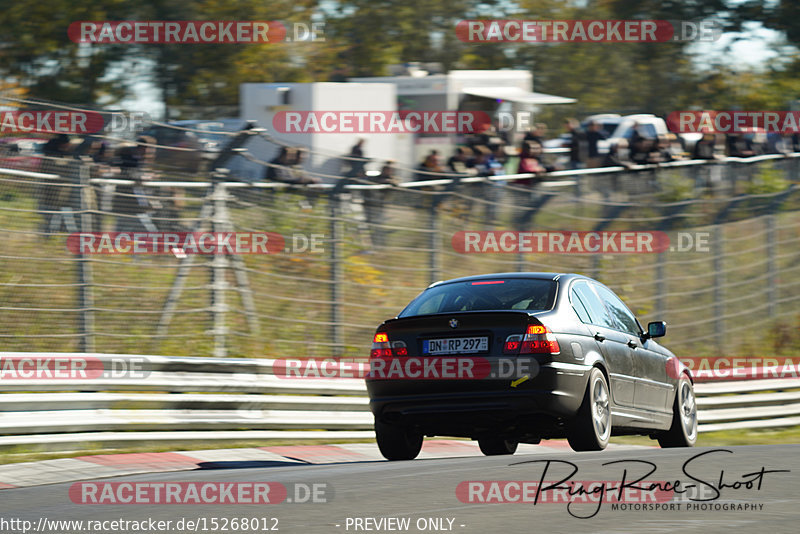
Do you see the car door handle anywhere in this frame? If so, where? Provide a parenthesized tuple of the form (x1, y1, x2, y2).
(627, 340, 637, 349)
(594, 332, 605, 342)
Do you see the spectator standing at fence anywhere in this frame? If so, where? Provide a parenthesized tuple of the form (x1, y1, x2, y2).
(692, 132, 718, 160)
(491, 143, 509, 174)
(112, 136, 160, 232)
(264, 146, 295, 182)
(38, 133, 73, 235)
(666, 133, 686, 160)
(416, 150, 444, 181)
(447, 147, 477, 175)
(515, 141, 549, 187)
(690, 131, 722, 193)
(289, 147, 321, 210)
(509, 140, 551, 223)
(603, 139, 633, 168)
(628, 123, 656, 165)
(364, 160, 398, 248)
(289, 148, 310, 182)
(493, 117, 511, 146)
(344, 138, 368, 178)
(486, 144, 508, 223)
(71, 137, 111, 232)
(472, 145, 493, 177)
(565, 118, 588, 169)
(523, 123, 547, 148)
(765, 132, 786, 155)
(585, 120, 607, 168)
(74, 137, 109, 164)
(725, 132, 756, 158)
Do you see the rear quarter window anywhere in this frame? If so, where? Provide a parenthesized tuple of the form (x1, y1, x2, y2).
(570, 281, 615, 329)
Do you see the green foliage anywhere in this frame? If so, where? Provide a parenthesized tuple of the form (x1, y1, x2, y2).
(765, 314, 800, 356)
(745, 165, 790, 195)
(3, 1, 800, 137)
(657, 171, 698, 202)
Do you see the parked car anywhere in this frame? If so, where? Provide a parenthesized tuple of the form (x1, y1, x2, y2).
(597, 114, 669, 155)
(0, 137, 47, 172)
(542, 114, 622, 165)
(582, 113, 622, 137)
(139, 119, 245, 174)
(366, 272, 697, 460)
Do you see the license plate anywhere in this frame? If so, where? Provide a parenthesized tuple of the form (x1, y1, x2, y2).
(423, 337, 488, 355)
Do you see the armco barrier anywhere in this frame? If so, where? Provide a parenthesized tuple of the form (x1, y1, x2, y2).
(0, 353, 797, 450)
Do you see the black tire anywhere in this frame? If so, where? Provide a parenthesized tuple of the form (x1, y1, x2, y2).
(567, 367, 611, 452)
(478, 437, 518, 456)
(657, 375, 698, 448)
(375, 419, 423, 460)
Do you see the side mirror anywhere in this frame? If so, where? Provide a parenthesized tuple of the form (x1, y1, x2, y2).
(646, 321, 667, 339)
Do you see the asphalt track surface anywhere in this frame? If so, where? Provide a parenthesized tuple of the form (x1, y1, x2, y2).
(0, 444, 797, 534)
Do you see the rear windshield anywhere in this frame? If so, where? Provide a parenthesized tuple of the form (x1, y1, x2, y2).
(399, 278, 557, 317)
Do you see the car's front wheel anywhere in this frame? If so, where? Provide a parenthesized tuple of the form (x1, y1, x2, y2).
(375, 419, 423, 460)
(657, 375, 697, 448)
(478, 437, 518, 456)
(567, 367, 611, 451)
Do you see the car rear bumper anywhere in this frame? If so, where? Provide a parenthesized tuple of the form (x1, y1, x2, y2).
(367, 362, 592, 435)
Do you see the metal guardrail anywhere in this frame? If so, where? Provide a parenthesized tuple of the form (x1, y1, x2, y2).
(1, 353, 798, 450)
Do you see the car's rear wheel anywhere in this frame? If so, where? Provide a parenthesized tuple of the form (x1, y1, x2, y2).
(478, 437, 518, 456)
(375, 419, 423, 460)
(657, 375, 697, 448)
(567, 367, 611, 451)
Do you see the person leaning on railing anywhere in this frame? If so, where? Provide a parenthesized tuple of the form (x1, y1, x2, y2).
(37, 133, 73, 236)
(111, 135, 161, 232)
(363, 160, 398, 248)
(514, 140, 554, 187)
(692, 132, 721, 160)
(447, 146, 477, 176)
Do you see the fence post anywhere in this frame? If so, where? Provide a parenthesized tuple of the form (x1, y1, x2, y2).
(329, 186, 344, 356)
(211, 179, 229, 357)
(712, 224, 725, 350)
(76, 162, 95, 352)
(724, 162, 737, 196)
(766, 214, 776, 317)
(655, 251, 666, 321)
(429, 196, 441, 284)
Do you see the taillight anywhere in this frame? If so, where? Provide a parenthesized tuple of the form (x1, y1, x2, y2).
(505, 324, 560, 355)
(370, 332, 392, 358)
(391, 341, 408, 356)
(520, 324, 560, 354)
(503, 334, 523, 354)
(370, 333, 408, 358)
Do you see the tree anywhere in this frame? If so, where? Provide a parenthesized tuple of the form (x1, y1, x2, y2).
(0, 1, 133, 103)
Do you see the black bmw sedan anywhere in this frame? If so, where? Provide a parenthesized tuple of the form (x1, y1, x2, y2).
(366, 272, 697, 460)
